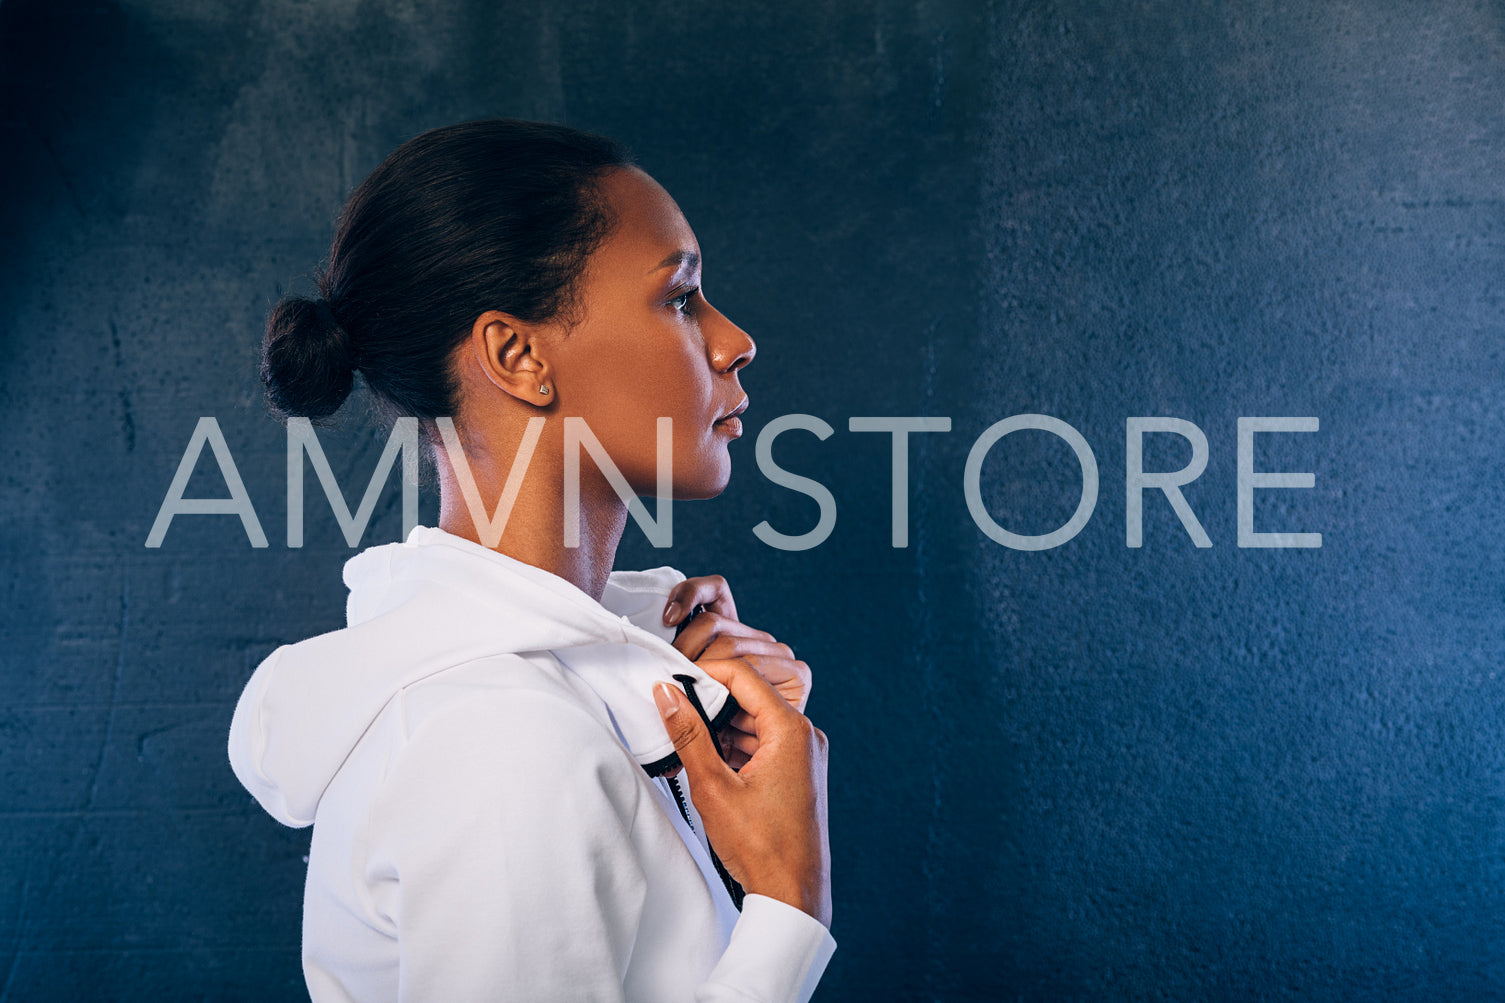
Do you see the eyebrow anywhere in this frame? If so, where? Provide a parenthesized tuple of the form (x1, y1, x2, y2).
(652, 250, 700, 274)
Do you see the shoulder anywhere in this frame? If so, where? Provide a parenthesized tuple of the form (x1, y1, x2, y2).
(396, 656, 622, 759)
(353, 661, 657, 944)
(378, 657, 644, 816)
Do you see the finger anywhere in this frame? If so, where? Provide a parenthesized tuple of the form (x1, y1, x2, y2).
(778, 659, 812, 713)
(703, 650, 809, 711)
(698, 635, 794, 668)
(722, 655, 809, 714)
(653, 682, 734, 787)
(663, 575, 738, 627)
(694, 656, 799, 729)
(673, 612, 775, 660)
(726, 728, 759, 758)
(700, 636, 794, 662)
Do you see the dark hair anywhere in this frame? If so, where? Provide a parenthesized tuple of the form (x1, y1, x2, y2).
(261, 119, 633, 426)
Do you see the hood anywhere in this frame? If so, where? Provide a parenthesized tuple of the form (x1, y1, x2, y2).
(228, 526, 730, 828)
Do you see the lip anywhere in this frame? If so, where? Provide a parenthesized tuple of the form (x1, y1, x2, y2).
(713, 397, 747, 439)
(716, 397, 749, 423)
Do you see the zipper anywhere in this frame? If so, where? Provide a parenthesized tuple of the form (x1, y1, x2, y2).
(662, 677, 747, 912)
(666, 775, 695, 834)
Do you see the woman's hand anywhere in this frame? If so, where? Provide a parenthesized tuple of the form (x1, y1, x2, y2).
(653, 660, 832, 927)
(661, 574, 740, 630)
(663, 575, 813, 769)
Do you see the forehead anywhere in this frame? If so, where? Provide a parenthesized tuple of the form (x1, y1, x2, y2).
(593, 167, 699, 271)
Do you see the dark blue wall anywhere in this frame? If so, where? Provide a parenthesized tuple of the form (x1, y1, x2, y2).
(4, 1, 1502, 999)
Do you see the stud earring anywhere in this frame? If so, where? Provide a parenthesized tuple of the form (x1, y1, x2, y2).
(538, 385, 551, 396)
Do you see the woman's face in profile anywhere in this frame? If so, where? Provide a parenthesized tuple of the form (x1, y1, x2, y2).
(545, 166, 756, 499)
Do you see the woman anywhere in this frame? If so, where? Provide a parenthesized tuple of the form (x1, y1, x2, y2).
(228, 120, 835, 1001)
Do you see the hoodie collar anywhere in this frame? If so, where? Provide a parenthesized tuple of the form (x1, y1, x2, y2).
(230, 526, 729, 827)
(348, 526, 732, 764)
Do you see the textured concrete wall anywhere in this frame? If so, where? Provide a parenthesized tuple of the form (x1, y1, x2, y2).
(3, 1, 1502, 999)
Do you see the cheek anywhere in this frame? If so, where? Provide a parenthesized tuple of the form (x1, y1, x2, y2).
(669, 374, 712, 422)
(568, 323, 717, 470)
(652, 343, 714, 419)
(620, 370, 702, 436)
(577, 339, 682, 416)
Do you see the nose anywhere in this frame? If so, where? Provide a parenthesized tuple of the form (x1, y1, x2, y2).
(707, 307, 756, 375)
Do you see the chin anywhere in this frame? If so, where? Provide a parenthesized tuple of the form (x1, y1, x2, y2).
(673, 458, 733, 500)
(674, 476, 731, 501)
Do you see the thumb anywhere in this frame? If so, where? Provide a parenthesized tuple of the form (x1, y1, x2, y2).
(653, 681, 732, 787)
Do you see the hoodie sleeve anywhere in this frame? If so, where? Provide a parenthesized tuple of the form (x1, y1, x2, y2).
(362, 684, 833, 1003)
(701, 895, 837, 1002)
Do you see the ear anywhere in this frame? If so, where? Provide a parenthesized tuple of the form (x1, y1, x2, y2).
(468, 311, 556, 405)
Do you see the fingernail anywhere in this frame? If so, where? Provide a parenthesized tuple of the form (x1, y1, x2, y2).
(653, 682, 679, 717)
(663, 601, 682, 625)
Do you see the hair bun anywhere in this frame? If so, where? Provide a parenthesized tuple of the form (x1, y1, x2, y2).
(261, 296, 357, 420)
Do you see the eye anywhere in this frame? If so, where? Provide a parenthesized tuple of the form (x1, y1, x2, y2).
(668, 287, 698, 315)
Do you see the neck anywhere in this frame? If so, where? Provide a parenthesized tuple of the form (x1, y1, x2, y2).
(434, 431, 628, 603)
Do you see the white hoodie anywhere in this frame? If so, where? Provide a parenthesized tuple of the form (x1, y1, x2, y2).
(228, 526, 836, 1002)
